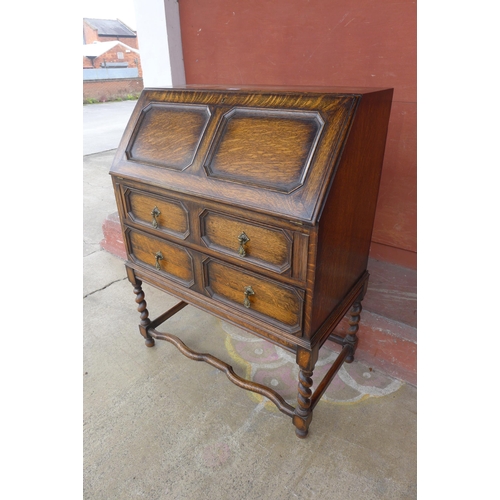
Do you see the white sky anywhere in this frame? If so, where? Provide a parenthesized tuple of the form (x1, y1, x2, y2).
(82, 0, 137, 30)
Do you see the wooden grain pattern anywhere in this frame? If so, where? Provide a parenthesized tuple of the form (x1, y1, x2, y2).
(292, 231, 309, 282)
(111, 86, 393, 438)
(127, 229, 195, 286)
(205, 108, 323, 193)
(309, 89, 393, 335)
(111, 88, 358, 222)
(127, 103, 210, 170)
(126, 261, 305, 352)
(117, 179, 308, 287)
(125, 186, 189, 238)
(204, 259, 303, 333)
(200, 210, 292, 272)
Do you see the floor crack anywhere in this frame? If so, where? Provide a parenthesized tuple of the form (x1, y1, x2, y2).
(84, 248, 101, 257)
(84, 277, 127, 298)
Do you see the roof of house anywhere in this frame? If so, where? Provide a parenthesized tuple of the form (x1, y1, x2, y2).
(83, 41, 139, 58)
(84, 18, 136, 37)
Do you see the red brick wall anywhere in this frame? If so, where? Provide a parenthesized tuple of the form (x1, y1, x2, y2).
(83, 43, 142, 77)
(83, 78, 144, 103)
(178, 0, 417, 269)
(83, 23, 98, 44)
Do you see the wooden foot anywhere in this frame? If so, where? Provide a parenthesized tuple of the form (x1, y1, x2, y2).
(132, 277, 155, 347)
(344, 301, 362, 363)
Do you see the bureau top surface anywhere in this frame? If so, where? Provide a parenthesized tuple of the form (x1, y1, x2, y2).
(110, 86, 392, 223)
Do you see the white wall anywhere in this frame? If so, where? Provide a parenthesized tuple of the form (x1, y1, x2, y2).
(133, 0, 185, 87)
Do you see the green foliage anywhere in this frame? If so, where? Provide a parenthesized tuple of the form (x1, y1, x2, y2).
(83, 93, 140, 105)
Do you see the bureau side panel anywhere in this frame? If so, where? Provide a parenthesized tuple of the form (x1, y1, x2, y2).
(309, 89, 394, 336)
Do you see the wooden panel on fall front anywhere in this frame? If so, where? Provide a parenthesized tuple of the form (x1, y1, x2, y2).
(112, 88, 359, 223)
(125, 103, 211, 170)
(204, 108, 324, 193)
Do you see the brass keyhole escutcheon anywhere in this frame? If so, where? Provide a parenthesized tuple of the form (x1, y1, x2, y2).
(243, 285, 255, 308)
(151, 206, 161, 229)
(238, 231, 250, 257)
(154, 251, 164, 270)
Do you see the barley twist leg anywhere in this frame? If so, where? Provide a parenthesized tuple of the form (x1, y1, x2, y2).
(132, 278, 155, 347)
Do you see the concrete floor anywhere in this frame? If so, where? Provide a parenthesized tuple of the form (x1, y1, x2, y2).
(83, 141, 417, 499)
(83, 100, 137, 155)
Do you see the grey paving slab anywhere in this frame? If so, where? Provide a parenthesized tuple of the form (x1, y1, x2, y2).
(83, 274, 417, 500)
(83, 126, 417, 499)
(83, 100, 136, 155)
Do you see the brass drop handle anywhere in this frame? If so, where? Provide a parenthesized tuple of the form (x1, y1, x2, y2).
(154, 251, 164, 270)
(151, 206, 161, 229)
(243, 286, 255, 308)
(238, 231, 250, 257)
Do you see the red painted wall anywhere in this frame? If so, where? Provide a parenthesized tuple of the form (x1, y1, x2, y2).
(178, 0, 416, 268)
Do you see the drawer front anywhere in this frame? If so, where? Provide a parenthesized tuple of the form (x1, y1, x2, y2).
(200, 210, 292, 274)
(126, 229, 195, 287)
(203, 259, 303, 334)
(124, 186, 189, 239)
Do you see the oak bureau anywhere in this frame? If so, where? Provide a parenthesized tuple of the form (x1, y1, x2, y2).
(110, 85, 393, 438)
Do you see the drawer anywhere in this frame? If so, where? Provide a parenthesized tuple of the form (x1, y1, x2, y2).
(126, 229, 195, 287)
(200, 210, 292, 274)
(123, 186, 190, 239)
(203, 259, 303, 334)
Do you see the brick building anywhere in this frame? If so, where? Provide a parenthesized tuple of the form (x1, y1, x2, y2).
(83, 19, 144, 103)
(83, 18, 139, 49)
(83, 40, 142, 77)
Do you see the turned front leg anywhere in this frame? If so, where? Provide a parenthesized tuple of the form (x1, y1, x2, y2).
(126, 267, 155, 347)
(344, 300, 362, 363)
(294, 368, 314, 438)
(293, 348, 318, 439)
